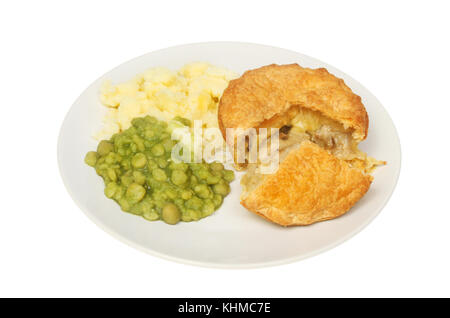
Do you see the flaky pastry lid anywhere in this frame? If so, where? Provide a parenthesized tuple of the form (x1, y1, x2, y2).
(218, 64, 369, 142)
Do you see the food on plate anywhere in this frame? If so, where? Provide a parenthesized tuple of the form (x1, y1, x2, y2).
(241, 141, 372, 225)
(96, 62, 238, 139)
(85, 115, 235, 225)
(86, 61, 383, 227)
(218, 63, 385, 226)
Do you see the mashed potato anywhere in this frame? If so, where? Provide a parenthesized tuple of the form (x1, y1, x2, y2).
(96, 62, 238, 139)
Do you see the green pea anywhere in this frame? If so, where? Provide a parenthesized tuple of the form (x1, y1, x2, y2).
(147, 158, 158, 170)
(132, 135, 145, 152)
(189, 163, 201, 171)
(117, 148, 125, 156)
(140, 199, 154, 213)
(156, 157, 169, 168)
(212, 194, 223, 207)
(113, 186, 126, 201)
(165, 188, 178, 200)
(118, 157, 129, 169)
(162, 138, 174, 152)
(126, 183, 146, 203)
(210, 162, 224, 171)
(213, 183, 230, 196)
(202, 201, 215, 217)
(173, 198, 184, 207)
(104, 182, 118, 198)
(118, 198, 131, 212)
(223, 170, 235, 182)
(142, 196, 155, 205)
(186, 196, 203, 210)
(131, 153, 147, 168)
(190, 175, 198, 186)
(130, 203, 144, 215)
(144, 129, 155, 140)
(211, 170, 222, 177)
(171, 170, 188, 185)
(105, 152, 116, 164)
(206, 175, 220, 185)
(152, 168, 167, 181)
(181, 213, 192, 222)
(181, 190, 193, 200)
(153, 190, 167, 202)
(151, 144, 165, 156)
(169, 162, 189, 171)
(143, 209, 160, 221)
(121, 174, 134, 187)
(162, 203, 181, 225)
(196, 169, 209, 180)
(194, 184, 211, 199)
(188, 209, 201, 221)
(153, 199, 166, 209)
(146, 176, 161, 189)
(97, 163, 108, 170)
(84, 151, 98, 167)
(132, 171, 146, 185)
(97, 140, 114, 156)
(107, 168, 117, 181)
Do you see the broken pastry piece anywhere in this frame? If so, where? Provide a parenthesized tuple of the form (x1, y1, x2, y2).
(218, 63, 385, 226)
(241, 141, 373, 226)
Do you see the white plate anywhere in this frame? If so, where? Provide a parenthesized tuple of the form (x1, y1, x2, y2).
(58, 42, 401, 268)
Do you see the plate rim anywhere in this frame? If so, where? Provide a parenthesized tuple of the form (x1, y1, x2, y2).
(57, 41, 402, 269)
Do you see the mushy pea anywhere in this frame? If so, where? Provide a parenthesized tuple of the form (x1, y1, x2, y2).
(85, 115, 234, 225)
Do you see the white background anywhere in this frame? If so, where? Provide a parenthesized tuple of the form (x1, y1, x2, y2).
(1, 0, 449, 297)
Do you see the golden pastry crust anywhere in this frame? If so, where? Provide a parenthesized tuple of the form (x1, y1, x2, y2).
(241, 141, 372, 226)
(218, 63, 369, 142)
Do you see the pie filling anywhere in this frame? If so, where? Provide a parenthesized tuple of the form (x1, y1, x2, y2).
(240, 106, 385, 200)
